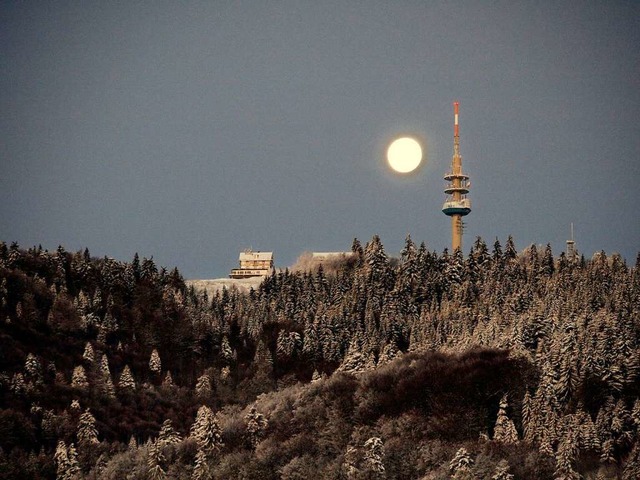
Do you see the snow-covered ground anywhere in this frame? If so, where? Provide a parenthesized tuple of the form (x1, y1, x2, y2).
(186, 277, 264, 297)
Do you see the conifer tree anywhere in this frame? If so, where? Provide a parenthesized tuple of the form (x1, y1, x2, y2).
(504, 235, 517, 262)
(82, 342, 94, 364)
(77, 409, 99, 447)
(192, 448, 210, 480)
(162, 371, 174, 388)
(54, 440, 70, 480)
(622, 442, 640, 480)
(491, 459, 514, 480)
(149, 349, 162, 375)
(10, 372, 26, 395)
(493, 395, 519, 444)
(449, 447, 475, 480)
(554, 422, 581, 479)
(522, 391, 534, 442)
(157, 419, 182, 447)
(148, 441, 166, 480)
(70, 365, 89, 389)
(220, 336, 233, 364)
(363, 436, 386, 478)
(100, 353, 116, 398)
(245, 404, 268, 448)
(66, 443, 81, 479)
(195, 373, 212, 400)
(118, 365, 136, 392)
(70, 399, 81, 414)
(190, 405, 223, 455)
(24, 353, 43, 386)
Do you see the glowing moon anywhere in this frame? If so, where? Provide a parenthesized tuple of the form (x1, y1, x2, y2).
(387, 137, 422, 173)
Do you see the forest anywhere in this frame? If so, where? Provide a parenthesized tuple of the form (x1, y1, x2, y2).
(0, 235, 639, 479)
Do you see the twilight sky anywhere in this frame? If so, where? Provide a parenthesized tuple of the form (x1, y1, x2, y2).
(1, 1, 639, 278)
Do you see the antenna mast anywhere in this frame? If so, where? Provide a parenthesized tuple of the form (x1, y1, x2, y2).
(442, 102, 471, 251)
(566, 223, 576, 261)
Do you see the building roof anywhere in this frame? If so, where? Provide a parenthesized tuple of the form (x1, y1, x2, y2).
(311, 252, 353, 259)
(238, 250, 273, 262)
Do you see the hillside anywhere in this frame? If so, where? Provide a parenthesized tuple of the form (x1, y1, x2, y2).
(0, 237, 639, 479)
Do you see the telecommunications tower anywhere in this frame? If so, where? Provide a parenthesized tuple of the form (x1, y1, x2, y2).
(442, 101, 471, 252)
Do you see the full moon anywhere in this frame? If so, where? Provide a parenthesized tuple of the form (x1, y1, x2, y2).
(387, 137, 422, 173)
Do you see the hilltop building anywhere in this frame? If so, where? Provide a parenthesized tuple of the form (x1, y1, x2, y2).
(229, 249, 274, 279)
(311, 252, 354, 262)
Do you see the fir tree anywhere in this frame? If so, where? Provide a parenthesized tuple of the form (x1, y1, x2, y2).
(77, 408, 99, 447)
(363, 436, 386, 478)
(82, 342, 94, 364)
(24, 353, 43, 385)
(149, 349, 162, 375)
(491, 459, 514, 480)
(100, 353, 116, 398)
(70, 399, 81, 414)
(622, 442, 640, 480)
(157, 419, 182, 447)
(148, 441, 166, 480)
(70, 365, 89, 389)
(449, 447, 475, 480)
(192, 448, 210, 480)
(118, 365, 136, 392)
(220, 336, 233, 364)
(66, 443, 81, 480)
(162, 371, 174, 388)
(245, 404, 268, 448)
(493, 394, 519, 444)
(195, 373, 212, 400)
(190, 405, 223, 455)
(54, 440, 70, 480)
(10, 372, 26, 395)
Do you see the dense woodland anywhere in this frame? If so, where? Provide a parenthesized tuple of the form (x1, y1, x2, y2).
(0, 235, 639, 479)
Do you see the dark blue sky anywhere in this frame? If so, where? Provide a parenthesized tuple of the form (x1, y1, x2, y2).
(2, 1, 639, 278)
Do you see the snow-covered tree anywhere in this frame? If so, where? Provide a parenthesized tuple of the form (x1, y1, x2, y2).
(192, 448, 210, 480)
(54, 440, 70, 480)
(377, 342, 400, 367)
(24, 353, 42, 385)
(77, 408, 99, 447)
(363, 436, 386, 478)
(10, 372, 26, 395)
(70, 399, 81, 414)
(195, 373, 212, 399)
(149, 349, 162, 375)
(82, 342, 95, 363)
(157, 419, 182, 447)
(162, 371, 174, 388)
(100, 353, 115, 398)
(245, 404, 268, 448)
(147, 441, 166, 480)
(491, 459, 514, 480)
(118, 365, 136, 392)
(66, 443, 81, 479)
(449, 447, 475, 480)
(622, 442, 640, 480)
(493, 394, 519, 444)
(337, 339, 376, 374)
(70, 365, 88, 389)
(220, 336, 234, 364)
(190, 405, 223, 455)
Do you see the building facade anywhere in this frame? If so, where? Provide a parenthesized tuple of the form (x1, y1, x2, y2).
(229, 249, 274, 278)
